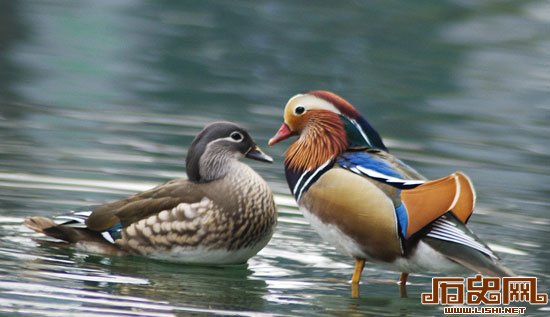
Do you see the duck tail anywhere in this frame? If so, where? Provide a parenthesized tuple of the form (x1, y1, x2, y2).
(24, 216, 56, 234)
(423, 213, 516, 278)
(460, 254, 516, 277)
(24, 216, 122, 255)
(24, 216, 81, 243)
(24, 216, 109, 245)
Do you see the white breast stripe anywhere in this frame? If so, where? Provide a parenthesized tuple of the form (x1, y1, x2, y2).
(296, 159, 333, 201)
(293, 169, 310, 196)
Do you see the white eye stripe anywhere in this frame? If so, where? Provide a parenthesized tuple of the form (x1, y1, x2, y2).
(211, 132, 244, 144)
(285, 94, 342, 114)
(230, 131, 244, 142)
(215, 137, 240, 143)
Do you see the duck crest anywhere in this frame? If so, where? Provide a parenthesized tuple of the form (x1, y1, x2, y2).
(307, 90, 387, 151)
(340, 115, 384, 150)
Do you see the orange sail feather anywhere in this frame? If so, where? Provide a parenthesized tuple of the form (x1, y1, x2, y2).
(401, 172, 476, 237)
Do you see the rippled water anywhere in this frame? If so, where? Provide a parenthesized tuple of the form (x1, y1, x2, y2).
(0, 1, 549, 316)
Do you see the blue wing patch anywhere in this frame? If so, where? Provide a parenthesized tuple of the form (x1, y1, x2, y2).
(337, 152, 425, 189)
(395, 203, 408, 238)
(337, 151, 423, 238)
(339, 151, 401, 177)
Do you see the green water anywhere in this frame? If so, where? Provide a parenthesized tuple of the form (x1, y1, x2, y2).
(0, 1, 549, 316)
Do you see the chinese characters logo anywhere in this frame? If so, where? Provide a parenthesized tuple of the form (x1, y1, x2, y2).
(421, 275, 547, 314)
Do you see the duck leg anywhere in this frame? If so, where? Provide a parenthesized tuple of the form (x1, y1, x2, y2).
(351, 258, 365, 298)
(399, 272, 409, 298)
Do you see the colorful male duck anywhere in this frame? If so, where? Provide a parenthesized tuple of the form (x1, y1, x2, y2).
(25, 121, 277, 264)
(269, 90, 513, 297)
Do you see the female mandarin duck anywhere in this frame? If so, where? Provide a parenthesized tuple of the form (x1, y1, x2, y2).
(25, 122, 277, 264)
(269, 90, 513, 297)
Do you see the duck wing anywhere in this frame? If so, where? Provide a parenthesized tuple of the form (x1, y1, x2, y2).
(85, 178, 206, 232)
(337, 150, 475, 238)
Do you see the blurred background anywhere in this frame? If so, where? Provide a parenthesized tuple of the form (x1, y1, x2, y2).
(0, 1, 548, 316)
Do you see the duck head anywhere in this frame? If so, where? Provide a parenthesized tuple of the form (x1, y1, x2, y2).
(186, 121, 272, 183)
(269, 90, 387, 171)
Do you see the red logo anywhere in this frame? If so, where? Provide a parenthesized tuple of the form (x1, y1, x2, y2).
(421, 275, 547, 315)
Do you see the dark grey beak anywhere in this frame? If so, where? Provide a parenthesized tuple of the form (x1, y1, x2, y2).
(245, 145, 273, 163)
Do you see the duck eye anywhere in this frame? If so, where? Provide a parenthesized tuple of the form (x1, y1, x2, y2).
(230, 132, 243, 141)
(294, 106, 305, 115)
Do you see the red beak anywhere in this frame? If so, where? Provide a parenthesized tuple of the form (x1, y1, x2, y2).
(268, 123, 295, 146)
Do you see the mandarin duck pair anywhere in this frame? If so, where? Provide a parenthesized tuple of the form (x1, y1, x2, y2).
(25, 91, 513, 297)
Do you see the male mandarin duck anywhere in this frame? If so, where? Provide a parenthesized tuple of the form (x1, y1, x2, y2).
(268, 90, 513, 297)
(25, 122, 277, 264)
